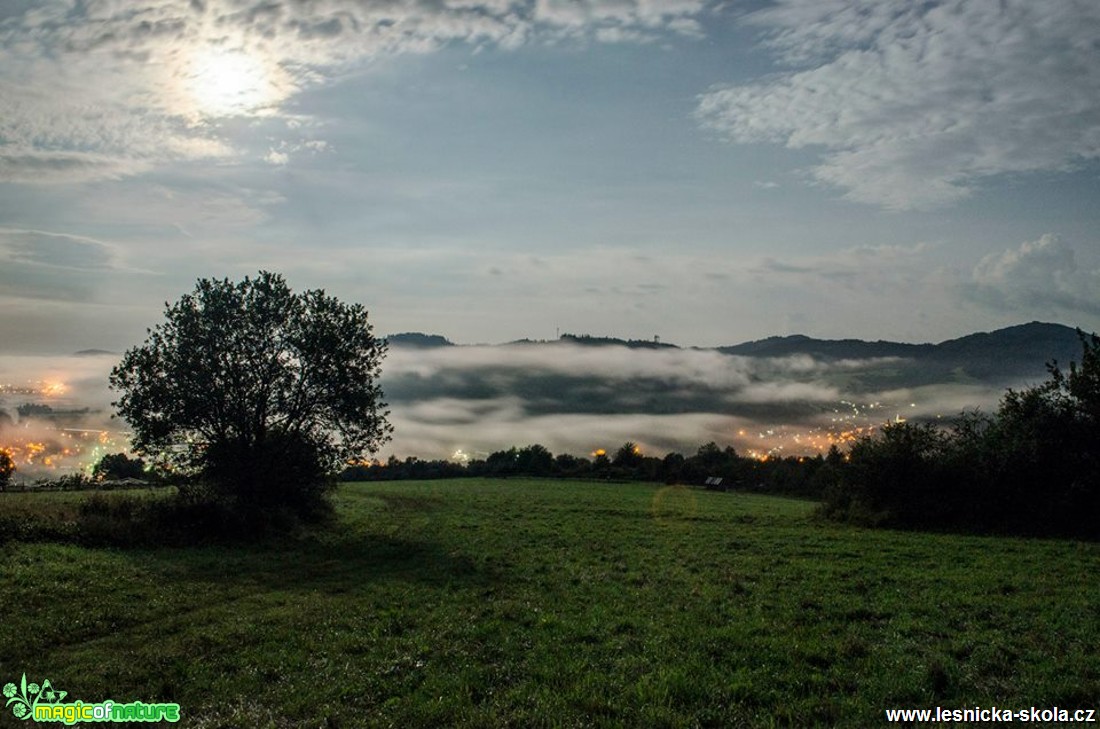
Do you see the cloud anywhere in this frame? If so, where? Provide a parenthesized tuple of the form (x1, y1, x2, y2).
(376, 340, 1030, 458)
(0, 229, 127, 303)
(378, 341, 936, 457)
(0, 150, 156, 185)
(281, 242, 970, 347)
(389, 408, 742, 462)
(0, 293, 159, 355)
(385, 342, 755, 394)
(70, 183, 282, 233)
(0, 0, 708, 184)
(969, 234, 1100, 316)
(696, 0, 1100, 210)
(0, 229, 118, 270)
(737, 241, 1012, 341)
(751, 242, 933, 291)
(0, 230, 169, 349)
(535, 0, 705, 40)
(872, 383, 1005, 418)
(265, 150, 290, 166)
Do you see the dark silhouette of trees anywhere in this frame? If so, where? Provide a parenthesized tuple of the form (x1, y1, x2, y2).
(16, 403, 53, 418)
(92, 452, 146, 481)
(820, 422, 950, 526)
(338, 438, 836, 499)
(822, 330, 1100, 537)
(591, 450, 611, 476)
(481, 447, 521, 477)
(659, 452, 685, 484)
(612, 442, 643, 469)
(0, 450, 13, 489)
(465, 444, 558, 477)
(678, 442, 742, 486)
(110, 272, 391, 519)
(553, 453, 590, 477)
(980, 330, 1100, 533)
(516, 444, 555, 476)
(342, 456, 465, 481)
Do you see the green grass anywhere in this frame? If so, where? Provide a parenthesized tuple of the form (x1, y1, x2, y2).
(1, 479, 1098, 727)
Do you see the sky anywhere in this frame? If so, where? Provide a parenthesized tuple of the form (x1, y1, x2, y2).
(1, 1, 1100, 465)
(0, 0, 1098, 355)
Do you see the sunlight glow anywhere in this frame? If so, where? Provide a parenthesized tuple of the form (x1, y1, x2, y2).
(184, 48, 279, 117)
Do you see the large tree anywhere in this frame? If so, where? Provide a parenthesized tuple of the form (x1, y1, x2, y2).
(110, 272, 391, 513)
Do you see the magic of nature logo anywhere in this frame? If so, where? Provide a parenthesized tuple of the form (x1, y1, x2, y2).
(3, 674, 180, 724)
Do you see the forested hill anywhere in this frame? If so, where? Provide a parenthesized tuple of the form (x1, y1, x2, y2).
(717, 334, 931, 360)
(719, 321, 1077, 360)
(717, 322, 1087, 385)
(385, 332, 455, 348)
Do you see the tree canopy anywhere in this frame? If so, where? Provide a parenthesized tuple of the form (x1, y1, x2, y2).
(822, 330, 1100, 537)
(110, 272, 391, 514)
(92, 452, 146, 481)
(0, 450, 14, 489)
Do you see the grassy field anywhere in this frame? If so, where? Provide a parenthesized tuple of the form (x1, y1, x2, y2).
(1, 479, 1098, 727)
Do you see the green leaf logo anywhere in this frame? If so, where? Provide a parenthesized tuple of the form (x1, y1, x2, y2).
(5, 674, 63, 721)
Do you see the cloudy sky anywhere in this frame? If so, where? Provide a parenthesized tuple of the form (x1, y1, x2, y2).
(1, 0, 1099, 354)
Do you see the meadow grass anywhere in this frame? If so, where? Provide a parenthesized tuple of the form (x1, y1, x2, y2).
(1, 479, 1097, 727)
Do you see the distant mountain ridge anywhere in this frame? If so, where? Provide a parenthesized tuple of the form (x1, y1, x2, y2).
(720, 321, 1084, 360)
(718, 334, 929, 360)
(558, 333, 677, 350)
(718, 322, 1089, 387)
(390, 322, 1088, 361)
(385, 332, 454, 348)
(387, 322, 1091, 390)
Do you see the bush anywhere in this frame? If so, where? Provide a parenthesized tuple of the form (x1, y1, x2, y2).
(92, 452, 146, 481)
(820, 423, 952, 527)
(821, 331, 1100, 538)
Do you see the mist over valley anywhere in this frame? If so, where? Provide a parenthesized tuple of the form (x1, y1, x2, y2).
(1, 322, 1086, 477)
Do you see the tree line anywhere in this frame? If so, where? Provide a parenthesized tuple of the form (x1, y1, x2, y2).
(340, 440, 836, 499)
(820, 331, 1099, 539)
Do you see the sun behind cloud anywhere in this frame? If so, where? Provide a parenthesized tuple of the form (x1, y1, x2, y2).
(181, 47, 286, 119)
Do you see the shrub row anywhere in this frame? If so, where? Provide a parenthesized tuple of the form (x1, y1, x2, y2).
(821, 332, 1100, 538)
